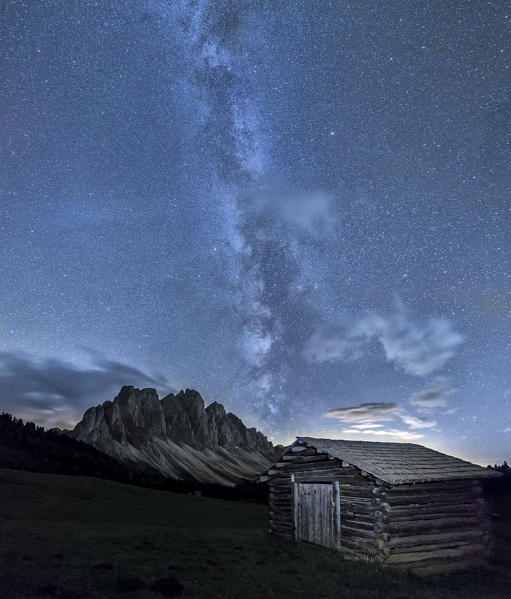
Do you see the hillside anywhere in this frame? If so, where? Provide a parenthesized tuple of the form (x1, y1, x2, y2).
(0, 412, 164, 486)
(1, 468, 510, 598)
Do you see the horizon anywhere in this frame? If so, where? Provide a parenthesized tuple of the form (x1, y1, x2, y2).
(1, 2, 510, 465)
(4, 382, 504, 469)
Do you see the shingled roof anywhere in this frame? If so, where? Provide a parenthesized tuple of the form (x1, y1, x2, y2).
(297, 437, 499, 485)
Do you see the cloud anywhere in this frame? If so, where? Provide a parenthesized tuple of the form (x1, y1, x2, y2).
(398, 413, 436, 430)
(376, 313, 463, 376)
(325, 402, 398, 422)
(278, 191, 336, 238)
(0, 351, 171, 429)
(409, 377, 456, 408)
(304, 309, 463, 376)
(443, 408, 458, 415)
(303, 323, 368, 363)
(341, 428, 424, 441)
(255, 190, 337, 239)
(324, 400, 436, 436)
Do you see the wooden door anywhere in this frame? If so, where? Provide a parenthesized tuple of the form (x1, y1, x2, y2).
(294, 482, 341, 550)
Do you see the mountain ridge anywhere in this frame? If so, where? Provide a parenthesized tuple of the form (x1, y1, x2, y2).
(67, 386, 282, 486)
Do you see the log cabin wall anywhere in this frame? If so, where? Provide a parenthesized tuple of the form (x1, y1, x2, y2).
(382, 478, 492, 575)
(266, 440, 388, 561)
(263, 439, 496, 574)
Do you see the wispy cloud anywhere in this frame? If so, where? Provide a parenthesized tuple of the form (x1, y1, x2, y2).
(256, 190, 337, 239)
(303, 323, 367, 364)
(326, 402, 398, 422)
(341, 428, 424, 441)
(0, 351, 171, 429)
(326, 402, 435, 430)
(304, 308, 463, 376)
(398, 413, 436, 430)
(409, 376, 456, 408)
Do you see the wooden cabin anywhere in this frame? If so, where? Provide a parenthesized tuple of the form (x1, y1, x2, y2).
(258, 436, 499, 575)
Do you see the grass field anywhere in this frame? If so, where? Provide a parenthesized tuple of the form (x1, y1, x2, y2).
(1, 468, 510, 598)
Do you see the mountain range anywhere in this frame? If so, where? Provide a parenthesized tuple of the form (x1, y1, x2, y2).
(67, 386, 282, 486)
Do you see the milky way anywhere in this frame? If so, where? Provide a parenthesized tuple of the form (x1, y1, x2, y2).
(1, 1, 510, 463)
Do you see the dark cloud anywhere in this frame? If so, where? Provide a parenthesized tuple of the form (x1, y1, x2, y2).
(0, 351, 172, 428)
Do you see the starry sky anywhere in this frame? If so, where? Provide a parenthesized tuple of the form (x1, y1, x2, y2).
(1, 0, 510, 464)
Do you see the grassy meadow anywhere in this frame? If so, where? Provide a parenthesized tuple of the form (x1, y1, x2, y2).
(1, 468, 510, 598)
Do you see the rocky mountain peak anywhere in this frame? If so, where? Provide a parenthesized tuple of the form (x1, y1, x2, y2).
(206, 401, 227, 418)
(68, 386, 281, 485)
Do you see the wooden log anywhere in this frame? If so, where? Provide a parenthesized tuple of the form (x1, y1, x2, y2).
(269, 521, 294, 530)
(269, 521, 293, 534)
(340, 525, 380, 539)
(269, 492, 292, 499)
(389, 527, 486, 547)
(388, 484, 483, 496)
(341, 502, 376, 512)
(269, 517, 293, 527)
(269, 488, 291, 496)
(291, 445, 312, 453)
(407, 556, 486, 576)
(282, 453, 330, 465)
(387, 516, 481, 533)
(391, 539, 485, 555)
(270, 504, 293, 515)
(269, 494, 292, 500)
(269, 478, 295, 486)
(269, 483, 292, 491)
(340, 538, 380, 556)
(269, 495, 291, 503)
(388, 509, 484, 523)
(387, 501, 484, 517)
(269, 503, 292, 510)
(276, 460, 333, 471)
(387, 543, 483, 565)
(387, 492, 482, 506)
(342, 512, 374, 522)
(339, 484, 375, 493)
(386, 481, 477, 494)
(341, 517, 375, 530)
(291, 466, 348, 475)
(269, 511, 294, 522)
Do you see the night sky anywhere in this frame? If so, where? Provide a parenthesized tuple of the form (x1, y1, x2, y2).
(1, 1, 510, 464)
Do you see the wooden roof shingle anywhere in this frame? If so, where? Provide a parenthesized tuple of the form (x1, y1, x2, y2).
(297, 437, 499, 484)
